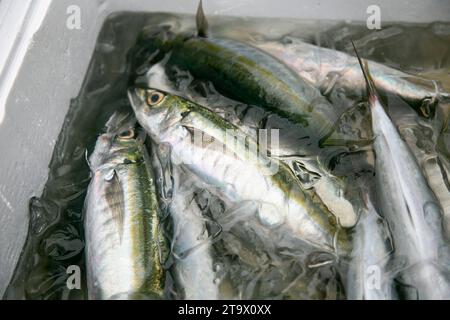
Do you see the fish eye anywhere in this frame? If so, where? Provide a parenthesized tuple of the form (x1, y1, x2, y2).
(118, 129, 134, 140)
(146, 90, 165, 106)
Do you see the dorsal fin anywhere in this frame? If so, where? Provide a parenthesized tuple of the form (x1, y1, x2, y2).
(351, 40, 378, 102)
(196, 0, 209, 38)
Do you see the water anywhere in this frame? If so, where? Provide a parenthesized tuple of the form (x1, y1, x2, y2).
(4, 12, 450, 299)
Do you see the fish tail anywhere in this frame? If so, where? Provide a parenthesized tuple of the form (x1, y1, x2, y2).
(196, 0, 209, 38)
(351, 40, 378, 105)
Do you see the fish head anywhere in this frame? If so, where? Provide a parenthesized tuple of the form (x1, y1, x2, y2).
(89, 112, 144, 172)
(128, 86, 189, 144)
(89, 132, 114, 171)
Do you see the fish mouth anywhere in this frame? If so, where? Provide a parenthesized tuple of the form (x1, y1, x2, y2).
(127, 86, 147, 109)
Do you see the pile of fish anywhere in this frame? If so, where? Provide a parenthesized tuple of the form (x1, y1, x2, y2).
(83, 2, 450, 300)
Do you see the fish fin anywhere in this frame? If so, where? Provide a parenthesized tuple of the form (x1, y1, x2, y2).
(196, 0, 209, 38)
(85, 149, 93, 172)
(351, 40, 379, 104)
(105, 170, 125, 243)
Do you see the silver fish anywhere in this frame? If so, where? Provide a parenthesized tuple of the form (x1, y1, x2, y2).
(353, 43, 450, 299)
(256, 38, 446, 117)
(84, 112, 168, 299)
(128, 87, 350, 255)
(346, 190, 394, 300)
(142, 60, 358, 228)
(169, 166, 220, 300)
(393, 102, 450, 239)
(256, 37, 450, 234)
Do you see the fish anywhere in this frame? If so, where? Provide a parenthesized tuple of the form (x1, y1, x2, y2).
(255, 36, 450, 232)
(435, 104, 450, 235)
(353, 42, 450, 299)
(393, 101, 450, 239)
(128, 86, 349, 256)
(421, 154, 450, 238)
(346, 189, 394, 300)
(220, 212, 344, 300)
(147, 138, 219, 300)
(141, 59, 359, 228)
(84, 111, 169, 299)
(256, 37, 446, 118)
(167, 165, 220, 300)
(132, 1, 350, 152)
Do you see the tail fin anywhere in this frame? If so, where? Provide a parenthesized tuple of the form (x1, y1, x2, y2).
(196, 0, 209, 38)
(351, 40, 378, 102)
